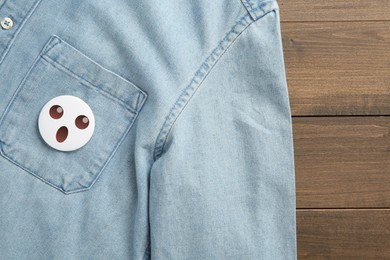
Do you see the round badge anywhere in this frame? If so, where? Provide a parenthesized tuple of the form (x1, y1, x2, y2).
(38, 95, 95, 152)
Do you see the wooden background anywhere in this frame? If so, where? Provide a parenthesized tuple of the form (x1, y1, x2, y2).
(278, 0, 390, 258)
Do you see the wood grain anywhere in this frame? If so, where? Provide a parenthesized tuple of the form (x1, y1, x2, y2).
(278, 1, 390, 258)
(293, 116, 390, 208)
(278, 0, 390, 21)
(282, 21, 390, 116)
(297, 209, 390, 259)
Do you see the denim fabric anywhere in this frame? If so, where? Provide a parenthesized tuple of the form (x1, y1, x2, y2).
(0, 0, 296, 259)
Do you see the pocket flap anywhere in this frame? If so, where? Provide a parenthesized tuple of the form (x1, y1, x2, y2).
(42, 35, 146, 113)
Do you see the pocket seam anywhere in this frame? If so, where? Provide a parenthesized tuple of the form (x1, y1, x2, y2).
(40, 55, 140, 114)
(0, 75, 141, 194)
(0, 99, 139, 194)
(41, 35, 148, 113)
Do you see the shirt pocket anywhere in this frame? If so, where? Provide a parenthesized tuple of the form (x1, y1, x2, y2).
(0, 35, 147, 194)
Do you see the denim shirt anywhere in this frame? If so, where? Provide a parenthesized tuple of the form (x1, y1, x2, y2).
(0, 0, 296, 259)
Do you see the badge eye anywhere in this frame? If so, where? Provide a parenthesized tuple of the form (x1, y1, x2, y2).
(75, 115, 89, 129)
(49, 105, 63, 119)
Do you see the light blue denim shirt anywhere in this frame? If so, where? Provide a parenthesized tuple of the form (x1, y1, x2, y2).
(0, 0, 296, 259)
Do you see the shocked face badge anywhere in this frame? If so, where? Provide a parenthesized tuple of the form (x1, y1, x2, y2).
(38, 95, 95, 152)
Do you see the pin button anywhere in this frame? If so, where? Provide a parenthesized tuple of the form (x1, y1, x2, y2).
(38, 95, 95, 152)
(1, 17, 13, 30)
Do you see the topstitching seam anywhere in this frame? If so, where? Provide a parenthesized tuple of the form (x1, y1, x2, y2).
(152, 12, 256, 161)
(153, 4, 277, 161)
(153, 5, 277, 161)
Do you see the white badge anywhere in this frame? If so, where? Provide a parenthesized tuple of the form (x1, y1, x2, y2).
(38, 95, 95, 152)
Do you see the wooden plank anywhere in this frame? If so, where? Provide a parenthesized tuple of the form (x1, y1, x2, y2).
(293, 116, 390, 208)
(278, 0, 390, 21)
(282, 21, 390, 116)
(297, 209, 390, 259)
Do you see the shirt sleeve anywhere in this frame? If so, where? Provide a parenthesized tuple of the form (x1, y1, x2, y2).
(149, 6, 297, 260)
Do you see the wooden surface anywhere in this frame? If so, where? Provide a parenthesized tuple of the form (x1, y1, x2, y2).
(293, 116, 390, 209)
(278, 0, 390, 258)
(283, 21, 390, 116)
(297, 209, 390, 259)
(279, 0, 390, 21)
